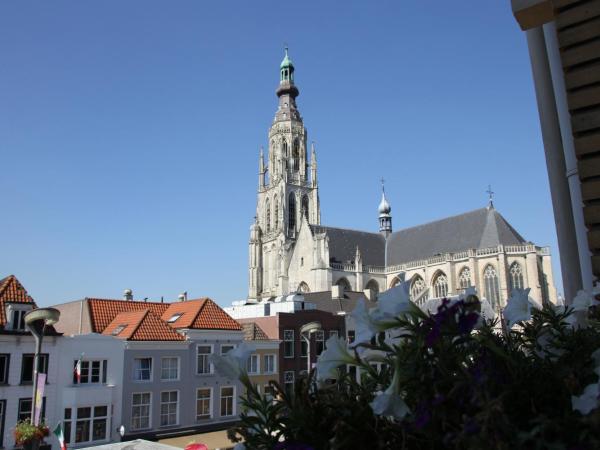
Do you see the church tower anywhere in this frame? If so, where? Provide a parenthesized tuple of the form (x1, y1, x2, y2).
(248, 48, 321, 300)
(378, 181, 392, 238)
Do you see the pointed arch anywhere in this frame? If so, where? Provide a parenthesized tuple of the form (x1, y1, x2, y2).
(432, 271, 448, 298)
(265, 198, 271, 233)
(297, 282, 310, 293)
(301, 194, 309, 221)
(288, 192, 296, 231)
(365, 279, 379, 296)
(509, 262, 524, 292)
(483, 265, 500, 310)
(458, 267, 472, 292)
(410, 275, 427, 302)
(292, 138, 300, 172)
(335, 277, 351, 292)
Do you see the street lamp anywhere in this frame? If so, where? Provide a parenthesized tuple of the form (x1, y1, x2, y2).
(300, 321, 322, 376)
(24, 307, 60, 424)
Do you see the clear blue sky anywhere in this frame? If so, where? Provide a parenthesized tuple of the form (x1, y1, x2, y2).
(0, 1, 561, 307)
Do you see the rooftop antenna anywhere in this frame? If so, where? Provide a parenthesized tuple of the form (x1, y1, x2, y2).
(486, 185, 495, 209)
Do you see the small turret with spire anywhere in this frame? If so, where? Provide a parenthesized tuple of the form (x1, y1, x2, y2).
(378, 178, 392, 237)
(274, 46, 302, 123)
(310, 141, 317, 187)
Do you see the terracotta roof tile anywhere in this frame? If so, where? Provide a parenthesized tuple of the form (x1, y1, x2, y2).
(241, 322, 271, 341)
(161, 298, 241, 331)
(102, 309, 184, 341)
(87, 298, 170, 333)
(0, 275, 37, 327)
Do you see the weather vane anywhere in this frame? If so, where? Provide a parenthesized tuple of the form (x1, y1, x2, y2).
(486, 184, 495, 207)
(381, 177, 385, 193)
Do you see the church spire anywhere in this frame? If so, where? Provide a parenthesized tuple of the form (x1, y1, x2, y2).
(378, 178, 392, 237)
(275, 47, 301, 123)
(311, 141, 317, 187)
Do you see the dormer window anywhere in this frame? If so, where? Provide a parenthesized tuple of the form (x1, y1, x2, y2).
(5, 304, 33, 331)
(167, 313, 183, 323)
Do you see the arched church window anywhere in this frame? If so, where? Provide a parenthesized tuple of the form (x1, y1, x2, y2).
(282, 141, 288, 157)
(292, 139, 300, 172)
(274, 199, 279, 230)
(458, 267, 471, 291)
(265, 198, 271, 233)
(298, 282, 310, 293)
(509, 262, 524, 292)
(433, 272, 448, 298)
(301, 195, 309, 220)
(335, 278, 351, 292)
(366, 279, 379, 296)
(288, 193, 296, 231)
(410, 275, 427, 302)
(483, 265, 500, 310)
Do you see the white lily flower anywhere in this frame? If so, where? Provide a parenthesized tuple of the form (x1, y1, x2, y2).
(554, 305, 587, 329)
(571, 382, 600, 415)
(350, 299, 380, 346)
(210, 342, 255, 380)
(572, 290, 599, 312)
(369, 370, 410, 420)
(376, 282, 412, 318)
(316, 336, 356, 381)
(502, 288, 532, 328)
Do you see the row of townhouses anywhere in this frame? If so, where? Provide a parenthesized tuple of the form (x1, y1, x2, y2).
(1, 275, 357, 450)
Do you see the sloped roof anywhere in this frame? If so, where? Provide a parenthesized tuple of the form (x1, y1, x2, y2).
(386, 207, 527, 265)
(87, 298, 170, 333)
(102, 309, 184, 341)
(0, 275, 36, 327)
(241, 322, 271, 340)
(161, 298, 242, 331)
(311, 225, 385, 266)
(303, 290, 377, 314)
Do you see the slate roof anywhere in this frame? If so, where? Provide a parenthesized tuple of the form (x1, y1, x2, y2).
(161, 298, 242, 331)
(86, 298, 170, 333)
(102, 309, 184, 341)
(311, 225, 385, 266)
(241, 322, 271, 341)
(303, 290, 377, 314)
(386, 207, 527, 266)
(0, 275, 36, 327)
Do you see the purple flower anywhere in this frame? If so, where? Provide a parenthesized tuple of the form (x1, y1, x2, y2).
(458, 312, 479, 334)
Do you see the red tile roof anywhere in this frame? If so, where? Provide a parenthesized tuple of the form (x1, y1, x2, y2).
(161, 298, 242, 331)
(241, 322, 271, 341)
(0, 275, 36, 327)
(102, 309, 184, 341)
(87, 298, 170, 333)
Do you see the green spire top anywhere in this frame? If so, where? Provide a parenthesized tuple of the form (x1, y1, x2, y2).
(280, 46, 293, 69)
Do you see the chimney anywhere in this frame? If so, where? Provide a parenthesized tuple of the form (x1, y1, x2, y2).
(178, 292, 187, 302)
(124, 289, 133, 301)
(332, 285, 343, 300)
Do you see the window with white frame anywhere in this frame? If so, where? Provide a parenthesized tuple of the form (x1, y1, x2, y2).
(247, 354, 259, 374)
(284, 371, 294, 396)
(0, 354, 9, 384)
(196, 388, 211, 421)
(133, 358, 152, 381)
(283, 329, 294, 358)
(74, 360, 107, 384)
(315, 330, 325, 355)
(161, 357, 179, 381)
(18, 397, 45, 422)
(63, 408, 72, 445)
(160, 391, 179, 427)
(263, 354, 276, 374)
(221, 344, 235, 355)
(11, 310, 27, 331)
(196, 345, 212, 374)
(131, 393, 151, 430)
(0, 400, 5, 445)
(220, 386, 234, 417)
(72, 406, 108, 443)
(21, 353, 48, 384)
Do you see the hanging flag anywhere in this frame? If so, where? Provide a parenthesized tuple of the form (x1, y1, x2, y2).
(74, 354, 83, 383)
(53, 422, 67, 450)
(34, 373, 46, 426)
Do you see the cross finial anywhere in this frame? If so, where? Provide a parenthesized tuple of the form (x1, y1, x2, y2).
(486, 184, 495, 208)
(381, 177, 385, 193)
(284, 43, 288, 55)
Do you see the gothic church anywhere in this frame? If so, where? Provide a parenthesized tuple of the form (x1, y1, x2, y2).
(248, 50, 557, 310)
